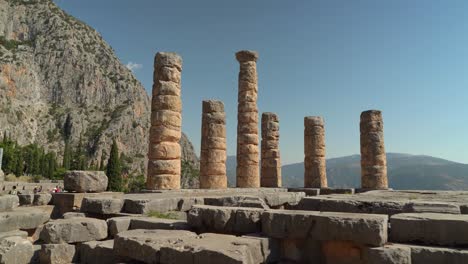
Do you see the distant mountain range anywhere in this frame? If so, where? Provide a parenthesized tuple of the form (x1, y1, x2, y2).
(226, 153, 468, 190)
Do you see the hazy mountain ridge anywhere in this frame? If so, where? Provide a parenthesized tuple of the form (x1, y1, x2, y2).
(0, 0, 198, 175)
(227, 153, 468, 190)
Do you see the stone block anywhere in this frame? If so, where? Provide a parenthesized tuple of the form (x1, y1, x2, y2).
(114, 229, 271, 264)
(18, 194, 34, 206)
(107, 217, 132, 238)
(0, 236, 34, 264)
(0, 195, 18, 212)
(390, 213, 468, 246)
(81, 240, 127, 264)
(364, 244, 411, 264)
(320, 188, 355, 195)
(0, 207, 50, 232)
(321, 240, 363, 264)
(188, 205, 264, 234)
(123, 196, 180, 214)
(81, 197, 124, 214)
(261, 210, 388, 246)
(204, 195, 269, 209)
(39, 217, 107, 244)
(64, 170, 108, 192)
(288, 188, 320, 196)
(409, 244, 468, 264)
(38, 244, 77, 264)
(62, 212, 86, 219)
(295, 197, 407, 215)
(52, 192, 123, 217)
(263, 192, 305, 208)
(33, 193, 52, 206)
(129, 217, 190, 231)
(0, 230, 28, 240)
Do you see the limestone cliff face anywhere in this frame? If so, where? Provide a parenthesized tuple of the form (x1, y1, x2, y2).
(0, 0, 198, 174)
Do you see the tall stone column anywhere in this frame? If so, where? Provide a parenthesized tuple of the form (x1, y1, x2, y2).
(360, 110, 388, 189)
(236, 50, 260, 188)
(304, 116, 328, 188)
(147, 52, 183, 190)
(200, 100, 227, 189)
(261, 112, 281, 187)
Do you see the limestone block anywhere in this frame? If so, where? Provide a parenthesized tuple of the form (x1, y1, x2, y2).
(0, 195, 18, 212)
(62, 212, 86, 219)
(0, 230, 28, 240)
(188, 205, 264, 234)
(409, 244, 468, 264)
(390, 213, 468, 246)
(0, 207, 50, 232)
(364, 244, 411, 264)
(39, 217, 107, 244)
(129, 217, 189, 231)
(261, 210, 388, 246)
(0, 236, 33, 264)
(80, 197, 124, 215)
(81, 240, 127, 264)
(288, 188, 320, 196)
(114, 229, 270, 264)
(263, 192, 305, 208)
(106, 217, 132, 238)
(204, 196, 269, 209)
(39, 244, 77, 264)
(63, 170, 108, 192)
(33, 193, 52, 206)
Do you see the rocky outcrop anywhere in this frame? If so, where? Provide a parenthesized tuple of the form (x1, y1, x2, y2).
(0, 0, 198, 177)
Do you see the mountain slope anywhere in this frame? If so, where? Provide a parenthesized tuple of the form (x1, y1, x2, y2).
(0, 0, 197, 174)
(227, 153, 468, 190)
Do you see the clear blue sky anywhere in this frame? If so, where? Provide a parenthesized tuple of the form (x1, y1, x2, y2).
(55, 0, 468, 165)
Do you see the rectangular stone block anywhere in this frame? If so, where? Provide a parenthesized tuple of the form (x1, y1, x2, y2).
(288, 188, 320, 196)
(261, 210, 388, 246)
(364, 244, 411, 264)
(390, 213, 468, 246)
(81, 197, 124, 215)
(188, 205, 264, 234)
(129, 217, 190, 231)
(0, 207, 50, 232)
(409, 244, 468, 264)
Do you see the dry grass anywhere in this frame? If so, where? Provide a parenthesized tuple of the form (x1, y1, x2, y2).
(5, 174, 34, 182)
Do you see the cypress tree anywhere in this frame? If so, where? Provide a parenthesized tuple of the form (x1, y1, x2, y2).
(14, 149, 24, 177)
(63, 140, 72, 170)
(106, 139, 122, 191)
(63, 114, 73, 140)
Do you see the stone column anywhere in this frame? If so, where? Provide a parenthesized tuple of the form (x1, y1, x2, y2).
(236, 50, 260, 188)
(261, 112, 281, 187)
(360, 110, 388, 189)
(304, 116, 327, 188)
(200, 100, 227, 189)
(147, 52, 183, 190)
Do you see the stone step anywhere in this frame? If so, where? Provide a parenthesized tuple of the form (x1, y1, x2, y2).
(390, 213, 468, 246)
(114, 229, 278, 264)
(39, 217, 107, 244)
(407, 244, 468, 264)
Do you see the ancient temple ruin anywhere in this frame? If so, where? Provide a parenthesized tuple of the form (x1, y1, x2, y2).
(260, 112, 281, 187)
(236, 50, 260, 188)
(304, 116, 328, 188)
(147, 52, 183, 190)
(199, 100, 227, 189)
(360, 110, 388, 189)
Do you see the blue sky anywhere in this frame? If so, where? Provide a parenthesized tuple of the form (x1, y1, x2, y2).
(55, 0, 468, 165)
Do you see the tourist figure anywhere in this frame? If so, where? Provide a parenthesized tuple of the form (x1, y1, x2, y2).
(9, 186, 17, 195)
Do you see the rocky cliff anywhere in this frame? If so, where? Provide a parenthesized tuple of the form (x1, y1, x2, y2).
(0, 0, 198, 175)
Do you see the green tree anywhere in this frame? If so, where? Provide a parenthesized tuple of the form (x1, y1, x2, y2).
(14, 149, 24, 176)
(72, 135, 86, 170)
(63, 113, 73, 140)
(63, 140, 72, 170)
(106, 139, 122, 191)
